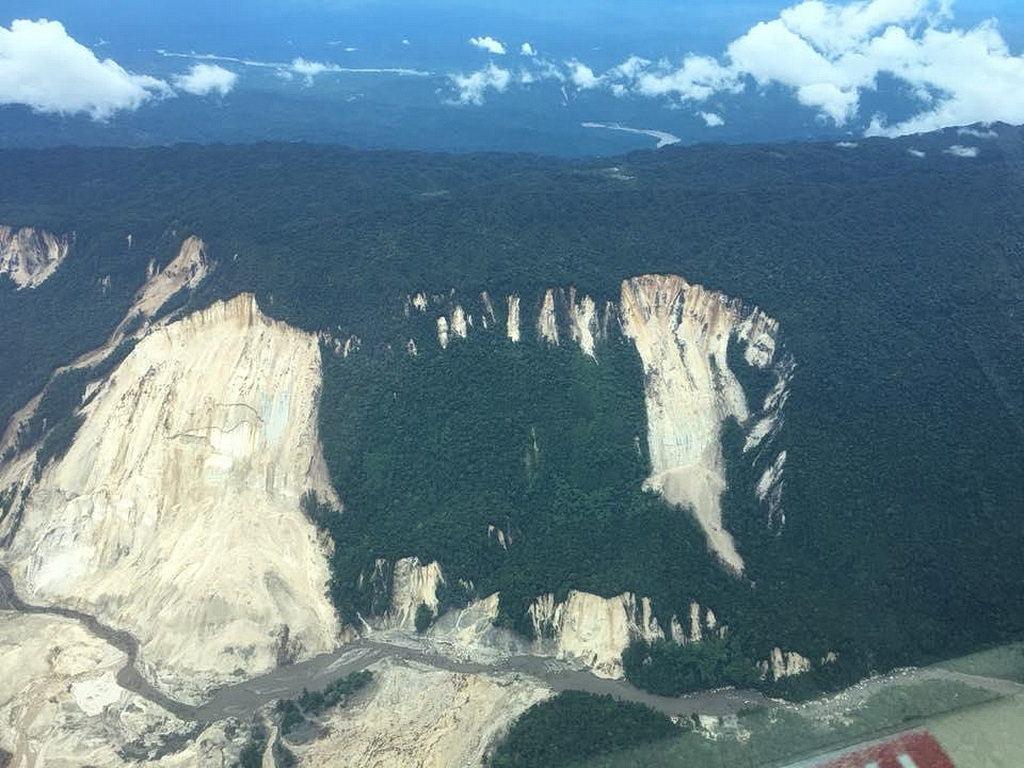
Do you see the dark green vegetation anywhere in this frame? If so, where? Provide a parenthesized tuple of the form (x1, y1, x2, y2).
(308, 325, 743, 637)
(2, 128, 1023, 702)
(488, 691, 678, 768)
(274, 671, 373, 736)
(414, 603, 434, 634)
(236, 720, 268, 768)
(2, 339, 137, 472)
(623, 638, 760, 696)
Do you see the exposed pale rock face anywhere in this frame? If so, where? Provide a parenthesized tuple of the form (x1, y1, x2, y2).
(528, 591, 665, 678)
(1, 236, 212, 475)
(537, 289, 559, 345)
(0, 225, 70, 289)
(111, 236, 209, 343)
(292, 658, 551, 768)
(620, 274, 782, 573)
(768, 647, 812, 679)
(480, 291, 496, 329)
(689, 601, 704, 643)
(744, 356, 793, 454)
(756, 451, 787, 527)
(436, 316, 449, 349)
(506, 295, 521, 342)
(2, 294, 340, 702)
(487, 524, 509, 550)
(343, 335, 360, 357)
(568, 288, 598, 358)
(0, 612, 237, 767)
(450, 305, 469, 340)
(385, 557, 444, 630)
(410, 292, 428, 312)
(406, 338, 418, 356)
(423, 593, 529, 662)
(667, 601, 721, 645)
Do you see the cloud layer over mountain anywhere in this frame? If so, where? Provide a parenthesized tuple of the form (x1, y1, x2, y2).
(447, 0, 1024, 136)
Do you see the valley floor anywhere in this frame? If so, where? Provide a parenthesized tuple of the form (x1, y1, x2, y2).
(5, 558, 1023, 767)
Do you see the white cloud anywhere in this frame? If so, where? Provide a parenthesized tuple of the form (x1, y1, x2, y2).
(957, 126, 998, 139)
(608, 55, 651, 81)
(449, 63, 511, 105)
(520, 42, 536, 56)
(566, 59, 601, 89)
(290, 57, 331, 84)
(528, 0, 1024, 137)
(172, 63, 237, 96)
(634, 54, 739, 101)
(727, 1, 1024, 133)
(944, 143, 979, 157)
(835, 140, 859, 147)
(699, 110, 725, 127)
(0, 18, 169, 119)
(159, 51, 430, 81)
(908, 147, 926, 156)
(469, 36, 507, 55)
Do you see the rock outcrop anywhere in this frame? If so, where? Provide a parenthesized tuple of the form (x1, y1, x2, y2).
(620, 274, 782, 573)
(0, 236, 211, 459)
(109, 235, 209, 345)
(1, 294, 340, 702)
(537, 289, 559, 345)
(506, 295, 521, 342)
(756, 450, 788, 527)
(436, 316, 449, 349)
(384, 557, 445, 630)
(766, 647, 812, 680)
(0, 225, 70, 289)
(568, 288, 598, 358)
(529, 591, 662, 678)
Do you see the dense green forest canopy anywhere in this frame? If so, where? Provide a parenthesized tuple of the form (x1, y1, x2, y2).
(1, 127, 1022, 687)
(488, 691, 679, 768)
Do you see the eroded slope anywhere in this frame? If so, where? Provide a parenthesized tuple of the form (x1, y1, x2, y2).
(2, 294, 340, 702)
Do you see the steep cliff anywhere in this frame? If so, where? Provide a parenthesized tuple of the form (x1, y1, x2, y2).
(0, 235, 210, 458)
(537, 289, 559, 345)
(382, 556, 445, 630)
(528, 591, 722, 678)
(506, 294, 521, 342)
(1, 294, 340, 702)
(568, 288, 599, 358)
(109, 235, 209, 345)
(620, 274, 783, 573)
(0, 225, 70, 289)
(528, 591, 665, 677)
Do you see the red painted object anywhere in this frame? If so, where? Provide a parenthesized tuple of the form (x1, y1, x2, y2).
(817, 730, 955, 768)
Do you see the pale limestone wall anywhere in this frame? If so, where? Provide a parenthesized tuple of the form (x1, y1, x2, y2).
(506, 294, 521, 342)
(620, 274, 781, 573)
(529, 591, 665, 678)
(537, 288, 559, 345)
(0, 225, 70, 289)
(4, 294, 340, 702)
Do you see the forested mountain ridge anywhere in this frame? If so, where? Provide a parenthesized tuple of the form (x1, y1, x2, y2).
(0, 124, 1022, 765)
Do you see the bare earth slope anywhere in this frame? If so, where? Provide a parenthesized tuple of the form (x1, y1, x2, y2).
(1, 294, 340, 703)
